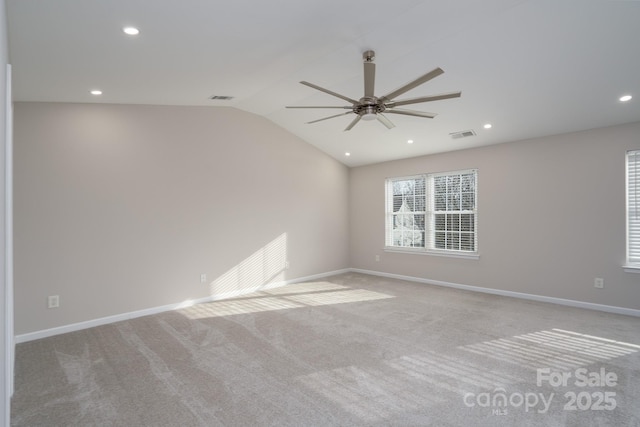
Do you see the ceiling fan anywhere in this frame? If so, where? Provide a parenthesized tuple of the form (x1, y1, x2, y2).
(286, 50, 461, 131)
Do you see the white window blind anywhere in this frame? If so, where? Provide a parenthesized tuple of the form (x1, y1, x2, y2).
(385, 169, 477, 255)
(430, 171, 477, 252)
(627, 150, 640, 268)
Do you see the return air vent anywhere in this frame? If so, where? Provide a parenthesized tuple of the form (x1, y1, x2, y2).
(449, 129, 476, 139)
(209, 95, 234, 100)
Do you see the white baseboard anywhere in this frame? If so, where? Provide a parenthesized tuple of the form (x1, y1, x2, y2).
(16, 266, 637, 343)
(15, 268, 350, 343)
(350, 268, 640, 318)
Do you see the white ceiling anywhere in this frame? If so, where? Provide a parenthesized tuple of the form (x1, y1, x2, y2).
(6, 0, 640, 166)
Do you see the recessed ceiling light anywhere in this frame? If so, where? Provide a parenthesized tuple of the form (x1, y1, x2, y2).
(345, 152, 351, 156)
(123, 26, 140, 36)
(620, 95, 632, 102)
(407, 139, 414, 144)
(90, 90, 102, 95)
(483, 123, 492, 129)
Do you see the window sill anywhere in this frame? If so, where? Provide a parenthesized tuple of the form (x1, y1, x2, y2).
(623, 265, 640, 274)
(384, 247, 480, 260)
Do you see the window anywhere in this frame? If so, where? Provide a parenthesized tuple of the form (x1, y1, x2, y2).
(385, 169, 477, 256)
(626, 150, 640, 271)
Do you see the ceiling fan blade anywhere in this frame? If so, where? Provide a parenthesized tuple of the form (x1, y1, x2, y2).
(385, 109, 437, 118)
(376, 113, 396, 129)
(387, 91, 462, 108)
(306, 111, 353, 124)
(300, 81, 359, 105)
(286, 106, 352, 109)
(344, 115, 362, 131)
(364, 61, 375, 98)
(379, 67, 444, 102)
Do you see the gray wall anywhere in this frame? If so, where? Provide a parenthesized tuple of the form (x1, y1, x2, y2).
(350, 121, 640, 311)
(14, 102, 350, 335)
(13, 100, 640, 338)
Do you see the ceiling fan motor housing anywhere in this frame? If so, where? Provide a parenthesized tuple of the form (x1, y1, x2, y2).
(356, 98, 385, 118)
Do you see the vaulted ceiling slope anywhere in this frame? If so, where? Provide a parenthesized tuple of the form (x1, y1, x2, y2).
(6, 0, 640, 166)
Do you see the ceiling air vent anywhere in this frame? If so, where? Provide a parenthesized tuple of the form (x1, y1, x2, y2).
(209, 95, 234, 100)
(449, 129, 476, 139)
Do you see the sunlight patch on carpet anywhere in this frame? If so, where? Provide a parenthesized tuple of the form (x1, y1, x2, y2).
(180, 286, 394, 319)
(459, 328, 639, 371)
(285, 289, 393, 306)
(258, 281, 349, 295)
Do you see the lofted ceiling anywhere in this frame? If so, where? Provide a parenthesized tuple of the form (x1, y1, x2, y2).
(6, 0, 640, 167)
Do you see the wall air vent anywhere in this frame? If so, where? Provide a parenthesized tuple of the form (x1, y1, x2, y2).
(209, 95, 234, 100)
(449, 129, 477, 139)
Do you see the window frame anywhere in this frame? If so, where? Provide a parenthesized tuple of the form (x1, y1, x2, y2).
(385, 169, 478, 259)
(625, 150, 640, 273)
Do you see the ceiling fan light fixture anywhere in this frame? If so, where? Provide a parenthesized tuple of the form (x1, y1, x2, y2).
(123, 26, 140, 36)
(360, 104, 378, 121)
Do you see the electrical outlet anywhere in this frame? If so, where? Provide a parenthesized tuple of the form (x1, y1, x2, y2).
(375, 255, 380, 262)
(47, 295, 59, 309)
(594, 278, 604, 289)
(200, 274, 207, 283)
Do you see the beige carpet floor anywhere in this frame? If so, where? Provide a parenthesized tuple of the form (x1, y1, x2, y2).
(11, 272, 640, 426)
